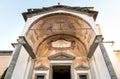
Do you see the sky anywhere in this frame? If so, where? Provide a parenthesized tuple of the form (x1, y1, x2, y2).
(0, 0, 120, 50)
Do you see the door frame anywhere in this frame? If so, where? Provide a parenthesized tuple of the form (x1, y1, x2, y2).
(49, 63, 74, 79)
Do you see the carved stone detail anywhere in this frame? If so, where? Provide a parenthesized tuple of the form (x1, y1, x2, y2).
(75, 64, 89, 70)
(48, 52, 75, 60)
(35, 65, 49, 70)
(48, 38, 75, 50)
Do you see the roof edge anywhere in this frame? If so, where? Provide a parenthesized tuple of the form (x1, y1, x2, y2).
(22, 5, 98, 21)
(0, 50, 13, 53)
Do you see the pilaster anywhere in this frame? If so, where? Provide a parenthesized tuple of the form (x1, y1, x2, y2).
(99, 43, 118, 79)
(4, 40, 22, 79)
(5, 36, 36, 79)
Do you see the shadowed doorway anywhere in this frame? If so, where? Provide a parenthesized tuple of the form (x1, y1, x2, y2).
(52, 66, 71, 79)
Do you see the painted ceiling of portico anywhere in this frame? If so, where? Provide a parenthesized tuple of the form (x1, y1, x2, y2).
(26, 13, 95, 57)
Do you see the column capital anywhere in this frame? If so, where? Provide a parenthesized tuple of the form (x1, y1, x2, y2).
(87, 35, 103, 58)
(18, 36, 36, 59)
(95, 35, 103, 43)
(17, 37, 26, 44)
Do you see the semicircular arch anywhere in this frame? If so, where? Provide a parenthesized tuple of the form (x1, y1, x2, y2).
(25, 12, 96, 57)
(36, 34, 87, 57)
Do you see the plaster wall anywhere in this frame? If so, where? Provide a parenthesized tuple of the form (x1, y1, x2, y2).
(0, 55, 11, 77)
(93, 45, 111, 79)
(103, 43, 120, 78)
(24, 57, 32, 79)
(89, 57, 100, 79)
(115, 52, 120, 64)
(11, 46, 30, 79)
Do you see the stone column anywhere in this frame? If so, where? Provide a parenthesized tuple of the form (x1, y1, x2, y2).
(4, 43, 22, 79)
(99, 43, 118, 79)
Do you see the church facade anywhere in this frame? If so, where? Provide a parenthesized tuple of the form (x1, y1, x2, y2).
(1, 5, 120, 79)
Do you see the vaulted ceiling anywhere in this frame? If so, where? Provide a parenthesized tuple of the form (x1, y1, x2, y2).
(26, 13, 95, 57)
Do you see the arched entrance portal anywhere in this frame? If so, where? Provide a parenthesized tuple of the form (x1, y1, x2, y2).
(28, 13, 95, 79)
(4, 5, 118, 79)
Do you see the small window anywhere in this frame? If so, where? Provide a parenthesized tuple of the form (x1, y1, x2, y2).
(78, 73, 89, 79)
(79, 74, 87, 79)
(37, 75, 44, 79)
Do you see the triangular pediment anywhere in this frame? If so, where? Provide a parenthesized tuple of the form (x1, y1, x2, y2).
(34, 65, 49, 70)
(48, 52, 75, 60)
(75, 64, 89, 70)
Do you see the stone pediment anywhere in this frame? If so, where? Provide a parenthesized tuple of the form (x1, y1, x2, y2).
(48, 52, 75, 60)
(75, 64, 89, 70)
(22, 5, 98, 21)
(35, 65, 49, 70)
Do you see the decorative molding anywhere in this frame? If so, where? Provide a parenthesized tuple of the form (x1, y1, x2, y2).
(22, 5, 98, 21)
(75, 64, 89, 70)
(34, 65, 49, 71)
(48, 38, 75, 50)
(48, 52, 75, 60)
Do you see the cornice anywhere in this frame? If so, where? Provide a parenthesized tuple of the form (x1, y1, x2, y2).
(22, 5, 98, 21)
